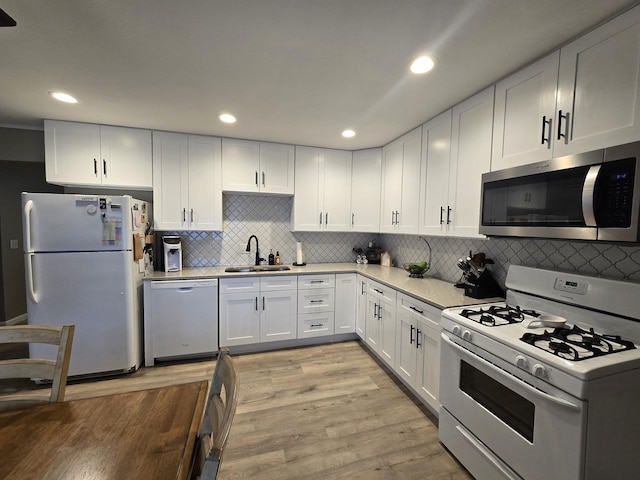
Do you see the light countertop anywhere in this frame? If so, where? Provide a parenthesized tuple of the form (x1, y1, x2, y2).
(145, 263, 503, 310)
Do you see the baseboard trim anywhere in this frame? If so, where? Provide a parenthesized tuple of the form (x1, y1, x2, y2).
(0, 313, 28, 326)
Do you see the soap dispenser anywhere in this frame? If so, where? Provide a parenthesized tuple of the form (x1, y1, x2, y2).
(268, 249, 275, 265)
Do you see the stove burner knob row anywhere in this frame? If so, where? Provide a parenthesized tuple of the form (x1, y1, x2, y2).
(532, 364, 548, 379)
(515, 355, 529, 370)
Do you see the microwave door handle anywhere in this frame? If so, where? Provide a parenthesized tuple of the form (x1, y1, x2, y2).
(582, 165, 601, 227)
(441, 333, 582, 412)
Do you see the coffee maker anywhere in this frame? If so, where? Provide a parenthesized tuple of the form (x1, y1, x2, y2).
(163, 236, 182, 272)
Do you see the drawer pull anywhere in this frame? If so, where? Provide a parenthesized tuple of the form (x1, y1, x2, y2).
(373, 288, 383, 295)
(310, 323, 324, 328)
(309, 300, 324, 304)
(310, 280, 324, 284)
(409, 305, 424, 315)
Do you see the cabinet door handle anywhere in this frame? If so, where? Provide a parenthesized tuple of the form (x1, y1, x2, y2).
(439, 206, 444, 225)
(409, 305, 424, 315)
(93, 159, 98, 176)
(557, 110, 570, 143)
(352, 213, 355, 225)
(255, 171, 259, 186)
(325, 212, 328, 225)
(541, 115, 552, 147)
(373, 303, 378, 318)
(182, 208, 186, 222)
(391, 211, 395, 225)
(319, 212, 323, 225)
(255, 297, 258, 311)
(410, 324, 415, 344)
(103, 159, 107, 176)
(395, 211, 400, 225)
(416, 328, 422, 348)
(262, 296, 265, 310)
(361, 281, 365, 295)
(447, 206, 452, 225)
(190, 208, 194, 223)
(262, 171, 265, 186)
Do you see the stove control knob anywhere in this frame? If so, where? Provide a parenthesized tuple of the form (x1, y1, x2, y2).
(462, 330, 473, 341)
(452, 325, 462, 336)
(515, 355, 529, 370)
(532, 364, 548, 379)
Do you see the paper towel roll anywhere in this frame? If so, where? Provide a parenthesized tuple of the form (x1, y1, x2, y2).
(296, 242, 304, 265)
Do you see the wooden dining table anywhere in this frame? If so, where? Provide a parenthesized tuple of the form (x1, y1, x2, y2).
(0, 380, 208, 480)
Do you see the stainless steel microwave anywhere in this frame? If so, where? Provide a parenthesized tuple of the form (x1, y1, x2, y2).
(480, 142, 640, 242)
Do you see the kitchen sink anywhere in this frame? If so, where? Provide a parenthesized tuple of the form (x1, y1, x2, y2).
(224, 265, 291, 272)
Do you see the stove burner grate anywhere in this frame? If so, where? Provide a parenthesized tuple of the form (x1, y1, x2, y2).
(521, 325, 636, 361)
(460, 304, 540, 327)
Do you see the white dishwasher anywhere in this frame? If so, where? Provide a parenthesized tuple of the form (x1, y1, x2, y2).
(144, 279, 218, 366)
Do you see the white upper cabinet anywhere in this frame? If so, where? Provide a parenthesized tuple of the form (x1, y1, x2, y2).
(493, 5, 640, 170)
(555, 5, 640, 157)
(419, 110, 453, 236)
(152, 132, 222, 231)
(291, 146, 352, 231)
(380, 127, 422, 234)
(351, 148, 382, 232)
(221, 138, 294, 194)
(44, 120, 152, 189)
(448, 86, 494, 238)
(492, 51, 560, 170)
(419, 87, 493, 238)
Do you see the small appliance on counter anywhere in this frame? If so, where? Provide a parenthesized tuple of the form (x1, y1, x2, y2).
(455, 251, 504, 298)
(163, 236, 182, 272)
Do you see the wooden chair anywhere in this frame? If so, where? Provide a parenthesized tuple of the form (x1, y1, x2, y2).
(0, 324, 75, 411)
(191, 348, 239, 480)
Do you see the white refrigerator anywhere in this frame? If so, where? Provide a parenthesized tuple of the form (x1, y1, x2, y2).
(22, 192, 151, 377)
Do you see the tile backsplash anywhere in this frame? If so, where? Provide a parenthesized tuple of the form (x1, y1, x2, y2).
(160, 194, 640, 287)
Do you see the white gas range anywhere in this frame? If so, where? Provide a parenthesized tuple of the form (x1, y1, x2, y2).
(439, 265, 640, 480)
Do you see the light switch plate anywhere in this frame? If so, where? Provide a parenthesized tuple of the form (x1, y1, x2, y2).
(10, 239, 18, 249)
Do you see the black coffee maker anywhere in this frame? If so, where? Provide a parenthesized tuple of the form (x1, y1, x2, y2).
(455, 252, 504, 299)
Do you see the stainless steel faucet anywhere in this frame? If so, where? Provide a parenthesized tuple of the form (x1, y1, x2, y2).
(246, 235, 264, 265)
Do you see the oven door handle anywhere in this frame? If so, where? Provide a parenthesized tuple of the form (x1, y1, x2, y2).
(441, 333, 582, 412)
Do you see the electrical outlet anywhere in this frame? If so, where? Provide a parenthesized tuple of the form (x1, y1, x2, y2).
(10, 239, 19, 249)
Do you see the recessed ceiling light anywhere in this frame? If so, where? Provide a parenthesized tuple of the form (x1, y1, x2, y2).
(219, 113, 237, 124)
(341, 129, 356, 138)
(49, 91, 78, 104)
(410, 56, 435, 74)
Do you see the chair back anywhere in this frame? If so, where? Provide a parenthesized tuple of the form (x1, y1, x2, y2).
(0, 324, 75, 411)
(192, 348, 238, 480)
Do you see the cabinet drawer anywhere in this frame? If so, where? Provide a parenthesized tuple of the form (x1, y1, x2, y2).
(298, 274, 335, 289)
(298, 288, 335, 314)
(298, 312, 335, 338)
(367, 279, 396, 306)
(260, 275, 297, 291)
(397, 292, 440, 329)
(219, 277, 259, 294)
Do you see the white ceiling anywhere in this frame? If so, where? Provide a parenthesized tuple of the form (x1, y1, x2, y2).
(0, 1, 638, 150)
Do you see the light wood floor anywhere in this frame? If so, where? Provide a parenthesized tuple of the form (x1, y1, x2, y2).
(2, 340, 472, 479)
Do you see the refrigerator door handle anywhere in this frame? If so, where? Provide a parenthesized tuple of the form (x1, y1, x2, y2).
(26, 253, 39, 304)
(24, 199, 33, 252)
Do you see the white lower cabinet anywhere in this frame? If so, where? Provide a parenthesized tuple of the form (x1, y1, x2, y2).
(365, 279, 397, 368)
(335, 273, 357, 334)
(297, 274, 336, 338)
(355, 275, 367, 339)
(394, 292, 441, 413)
(219, 276, 297, 347)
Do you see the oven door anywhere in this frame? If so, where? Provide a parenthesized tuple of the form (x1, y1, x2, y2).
(439, 333, 587, 480)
